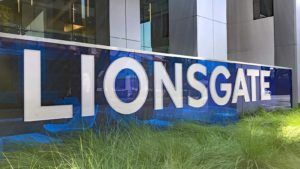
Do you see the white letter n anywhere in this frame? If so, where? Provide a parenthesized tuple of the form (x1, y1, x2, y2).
(154, 62, 183, 110)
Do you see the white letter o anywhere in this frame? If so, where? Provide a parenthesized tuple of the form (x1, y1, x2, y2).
(104, 57, 149, 115)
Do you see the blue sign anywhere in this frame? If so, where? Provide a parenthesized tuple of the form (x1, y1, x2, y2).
(0, 34, 292, 141)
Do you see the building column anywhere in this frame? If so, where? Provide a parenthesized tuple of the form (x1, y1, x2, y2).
(274, 0, 299, 106)
(196, 0, 227, 60)
(109, 0, 141, 50)
(168, 0, 197, 56)
(169, 0, 227, 60)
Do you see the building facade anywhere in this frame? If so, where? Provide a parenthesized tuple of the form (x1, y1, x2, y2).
(0, 0, 298, 105)
(0, 0, 227, 57)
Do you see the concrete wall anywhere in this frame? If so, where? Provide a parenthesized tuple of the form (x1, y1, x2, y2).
(96, 0, 110, 45)
(109, 0, 141, 50)
(227, 0, 275, 65)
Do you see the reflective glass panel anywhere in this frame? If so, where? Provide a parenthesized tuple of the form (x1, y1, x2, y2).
(0, 0, 109, 45)
(0, 36, 293, 137)
(140, 0, 169, 53)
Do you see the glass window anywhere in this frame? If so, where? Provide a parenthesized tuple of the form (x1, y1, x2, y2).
(0, 0, 109, 45)
(140, 0, 169, 53)
(253, 0, 274, 20)
(0, 1, 21, 34)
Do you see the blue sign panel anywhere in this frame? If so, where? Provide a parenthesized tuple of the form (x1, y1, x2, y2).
(0, 34, 292, 141)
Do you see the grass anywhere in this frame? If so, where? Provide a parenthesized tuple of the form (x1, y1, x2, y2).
(2, 108, 300, 169)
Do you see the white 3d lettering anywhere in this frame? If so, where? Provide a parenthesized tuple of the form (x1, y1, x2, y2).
(24, 49, 272, 121)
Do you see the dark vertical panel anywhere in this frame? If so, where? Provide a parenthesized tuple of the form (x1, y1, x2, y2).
(96, 0, 110, 45)
(253, 0, 261, 19)
(168, 0, 197, 56)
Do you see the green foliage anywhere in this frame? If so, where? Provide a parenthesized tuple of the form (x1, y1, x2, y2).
(2, 108, 300, 169)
